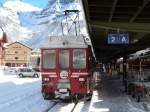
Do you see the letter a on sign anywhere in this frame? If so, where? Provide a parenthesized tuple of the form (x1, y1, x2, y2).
(119, 33, 129, 44)
(122, 36, 126, 42)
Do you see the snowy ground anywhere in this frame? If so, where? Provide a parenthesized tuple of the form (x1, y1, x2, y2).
(0, 69, 52, 112)
(0, 69, 149, 112)
(89, 76, 150, 112)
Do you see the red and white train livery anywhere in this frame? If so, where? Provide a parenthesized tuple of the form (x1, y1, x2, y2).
(40, 35, 95, 100)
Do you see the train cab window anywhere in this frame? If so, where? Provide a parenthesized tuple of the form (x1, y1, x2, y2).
(59, 50, 69, 69)
(73, 49, 86, 69)
(43, 50, 56, 69)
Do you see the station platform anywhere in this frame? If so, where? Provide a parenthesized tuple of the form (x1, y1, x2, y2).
(89, 75, 149, 112)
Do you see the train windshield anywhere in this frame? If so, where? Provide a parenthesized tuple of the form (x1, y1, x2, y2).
(43, 50, 56, 69)
(73, 49, 86, 69)
(59, 50, 69, 69)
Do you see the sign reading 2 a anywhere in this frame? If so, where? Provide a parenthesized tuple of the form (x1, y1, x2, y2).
(107, 33, 129, 44)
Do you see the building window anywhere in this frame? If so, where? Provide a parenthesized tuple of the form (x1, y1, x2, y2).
(15, 57, 18, 60)
(24, 51, 27, 54)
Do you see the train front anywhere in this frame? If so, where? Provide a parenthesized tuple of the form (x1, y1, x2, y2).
(40, 36, 93, 100)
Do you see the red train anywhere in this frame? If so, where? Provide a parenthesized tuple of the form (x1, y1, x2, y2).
(117, 50, 150, 102)
(127, 52, 150, 102)
(40, 35, 95, 100)
(127, 51, 150, 82)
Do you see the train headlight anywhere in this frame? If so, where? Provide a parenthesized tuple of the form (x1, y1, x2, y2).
(43, 77, 49, 81)
(60, 70, 68, 79)
(79, 78, 85, 81)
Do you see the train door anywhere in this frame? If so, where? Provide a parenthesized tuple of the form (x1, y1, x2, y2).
(57, 49, 71, 93)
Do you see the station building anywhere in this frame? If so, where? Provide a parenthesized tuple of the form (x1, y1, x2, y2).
(4, 42, 32, 67)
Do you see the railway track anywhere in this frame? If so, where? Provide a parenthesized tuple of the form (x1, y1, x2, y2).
(44, 102, 58, 112)
(47, 101, 78, 112)
(70, 101, 78, 112)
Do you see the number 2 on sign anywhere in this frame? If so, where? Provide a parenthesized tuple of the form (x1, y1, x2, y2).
(111, 36, 116, 42)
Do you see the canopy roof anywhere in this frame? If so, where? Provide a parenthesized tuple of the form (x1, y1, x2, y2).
(82, 0, 150, 62)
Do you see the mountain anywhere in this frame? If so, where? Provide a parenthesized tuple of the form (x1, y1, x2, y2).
(0, 0, 41, 42)
(19, 0, 89, 48)
(0, 5, 24, 42)
(0, 0, 89, 48)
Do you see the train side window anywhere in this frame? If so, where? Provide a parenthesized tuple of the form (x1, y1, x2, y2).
(73, 49, 86, 69)
(43, 50, 56, 69)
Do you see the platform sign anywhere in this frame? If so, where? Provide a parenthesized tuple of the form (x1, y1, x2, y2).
(107, 33, 129, 44)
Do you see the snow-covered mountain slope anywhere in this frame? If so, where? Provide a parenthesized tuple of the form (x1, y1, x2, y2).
(0, 0, 42, 42)
(19, 0, 89, 48)
(0, 0, 89, 48)
(0, 5, 27, 42)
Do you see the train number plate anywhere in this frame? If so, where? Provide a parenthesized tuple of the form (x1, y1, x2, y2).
(59, 89, 67, 92)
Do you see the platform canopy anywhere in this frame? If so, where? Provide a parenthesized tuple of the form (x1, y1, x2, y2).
(82, 0, 150, 62)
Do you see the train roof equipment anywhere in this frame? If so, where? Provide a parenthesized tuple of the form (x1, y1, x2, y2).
(43, 35, 90, 48)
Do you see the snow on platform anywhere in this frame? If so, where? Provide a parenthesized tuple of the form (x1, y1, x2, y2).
(88, 76, 148, 112)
